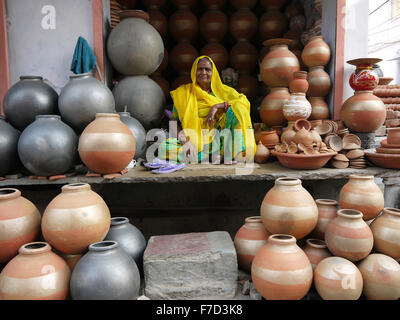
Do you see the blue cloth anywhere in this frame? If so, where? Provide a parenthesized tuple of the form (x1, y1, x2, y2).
(70, 36, 96, 74)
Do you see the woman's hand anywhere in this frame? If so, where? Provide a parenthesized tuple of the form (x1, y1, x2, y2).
(181, 140, 196, 163)
(205, 102, 230, 127)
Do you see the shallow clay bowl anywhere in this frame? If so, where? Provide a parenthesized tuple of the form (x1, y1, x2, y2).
(315, 122, 332, 136)
(376, 147, 400, 154)
(272, 151, 337, 170)
(365, 150, 400, 169)
(380, 139, 400, 149)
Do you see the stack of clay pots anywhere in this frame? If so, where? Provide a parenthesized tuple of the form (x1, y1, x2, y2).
(110, 0, 122, 28)
(373, 78, 400, 129)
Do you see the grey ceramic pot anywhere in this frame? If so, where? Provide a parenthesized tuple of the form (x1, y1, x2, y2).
(58, 73, 116, 133)
(113, 75, 165, 130)
(0, 116, 21, 176)
(18, 115, 78, 176)
(118, 112, 147, 159)
(70, 241, 141, 300)
(3, 76, 59, 131)
(104, 217, 147, 273)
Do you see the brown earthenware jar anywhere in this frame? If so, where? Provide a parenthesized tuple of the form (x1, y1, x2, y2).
(259, 87, 290, 127)
(230, 41, 258, 74)
(170, 42, 198, 74)
(236, 74, 259, 102)
(289, 71, 309, 94)
(200, 43, 229, 71)
(148, 8, 168, 40)
(229, 8, 258, 42)
(199, 9, 228, 42)
(169, 9, 198, 42)
(261, 0, 287, 10)
(259, 9, 288, 41)
(303, 238, 332, 270)
(311, 199, 338, 240)
(387, 128, 400, 145)
(231, 0, 257, 9)
(251, 234, 313, 300)
(307, 66, 332, 97)
(301, 36, 331, 68)
(309, 97, 330, 120)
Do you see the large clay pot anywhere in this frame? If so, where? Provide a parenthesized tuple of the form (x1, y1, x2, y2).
(70, 241, 141, 300)
(148, 9, 168, 40)
(301, 36, 331, 68)
(251, 234, 313, 300)
(229, 41, 258, 74)
(0, 242, 70, 300)
(3, 76, 59, 131)
(259, 9, 288, 41)
(107, 10, 164, 76)
(79, 113, 136, 174)
(41, 183, 111, 254)
(113, 75, 165, 130)
(314, 256, 363, 300)
(18, 115, 78, 177)
(289, 71, 308, 94)
(325, 209, 374, 262)
(199, 9, 228, 42)
(260, 177, 318, 239)
(340, 91, 386, 133)
(0, 116, 20, 176)
(169, 43, 199, 75)
(236, 74, 259, 102)
(348, 58, 381, 91)
(260, 38, 300, 88)
(58, 73, 116, 133)
(311, 199, 338, 240)
(230, 8, 258, 42)
(259, 87, 290, 127)
(339, 174, 384, 221)
(309, 97, 330, 120)
(307, 66, 332, 97)
(370, 208, 400, 260)
(358, 253, 400, 300)
(303, 239, 332, 270)
(0, 188, 41, 264)
(282, 93, 312, 121)
(104, 217, 147, 272)
(200, 43, 229, 71)
(118, 111, 147, 160)
(169, 9, 198, 42)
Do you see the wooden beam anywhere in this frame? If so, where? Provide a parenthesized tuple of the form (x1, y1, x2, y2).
(92, 0, 104, 82)
(0, 0, 10, 115)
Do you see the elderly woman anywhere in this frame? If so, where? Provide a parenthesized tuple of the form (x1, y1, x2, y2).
(158, 55, 256, 164)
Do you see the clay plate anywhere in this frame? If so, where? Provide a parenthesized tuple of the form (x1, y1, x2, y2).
(272, 151, 337, 170)
(376, 147, 400, 154)
(380, 139, 400, 149)
(365, 150, 400, 169)
(347, 58, 382, 66)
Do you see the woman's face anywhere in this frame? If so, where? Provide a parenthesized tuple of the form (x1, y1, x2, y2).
(196, 59, 213, 88)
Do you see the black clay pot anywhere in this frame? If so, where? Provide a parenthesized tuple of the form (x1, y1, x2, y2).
(118, 112, 147, 159)
(0, 116, 21, 176)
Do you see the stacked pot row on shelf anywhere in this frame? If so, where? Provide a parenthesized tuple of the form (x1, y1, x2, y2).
(373, 78, 400, 128)
(0, 183, 147, 300)
(234, 175, 400, 300)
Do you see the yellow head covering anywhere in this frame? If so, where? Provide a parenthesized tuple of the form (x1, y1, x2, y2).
(170, 55, 256, 156)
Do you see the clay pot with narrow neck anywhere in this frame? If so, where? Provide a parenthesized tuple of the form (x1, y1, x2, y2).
(307, 66, 332, 97)
(259, 9, 288, 41)
(282, 93, 312, 121)
(348, 58, 381, 91)
(259, 87, 290, 127)
(41, 183, 111, 254)
(311, 199, 338, 240)
(200, 43, 228, 71)
(234, 216, 271, 272)
(309, 97, 330, 120)
(339, 174, 384, 221)
(0, 242, 71, 299)
(251, 234, 313, 300)
(303, 239, 332, 270)
(0, 188, 41, 264)
(260, 178, 318, 239)
(169, 8, 198, 42)
(289, 71, 308, 94)
(199, 9, 228, 42)
(229, 8, 258, 42)
(0, 116, 21, 176)
(301, 36, 331, 68)
(325, 209, 374, 262)
(229, 41, 258, 74)
(370, 208, 400, 260)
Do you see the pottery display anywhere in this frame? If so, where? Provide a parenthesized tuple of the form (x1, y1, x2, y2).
(113, 75, 165, 130)
(314, 256, 363, 300)
(309, 97, 330, 120)
(79, 113, 136, 174)
(118, 111, 147, 160)
(107, 10, 164, 75)
(325, 209, 374, 262)
(200, 43, 229, 71)
(348, 58, 381, 91)
(365, 151, 400, 169)
(0, 116, 20, 176)
(289, 71, 308, 94)
(301, 36, 331, 68)
(370, 208, 400, 260)
(358, 253, 400, 300)
(3, 76, 59, 131)
(199, 9, 228, 42)
(229, 8, 258, 42)
(282, 93, 312, 121)
(169, 8, 198, 42)
(307, 66, 332, 97)
(272, 151, 337, 170)
(0, 242, 70, 300)
(303, 239, 332, 270)
(340, 90, 386, 133)
(259, 87, 290, 127)
(70, 241, 141, 300)
(18, 115, 78, 177)
(259, 9, 288, 41)
(260, 178, 318, 239)
(311, 199, 338, 240)
(234, 216, 270, 272)
(251, 234, 313, 300)
(229, 41, 258, 74)
(0, 188, 41, 264)
(58, 73, 116, 133)
(339, 174, 384, 221)
(254, 142, 270, 164)
(41, 183, 111, 254)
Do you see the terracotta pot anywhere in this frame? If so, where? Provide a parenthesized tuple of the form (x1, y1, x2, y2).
(280, 121, 296, 144)
(169, 9, 198, 42)
(293, 118, 311, 131)
(358, 253, 400, 300)
(255, 142, 270, 164)
(230, 41, 258, 74)
(41, 183, 111, 254)
(259, 87, 290, 127)
(229, 8, 258, 42)
(339, 174, 384, 221)
(251, 234, 313, 300)
(260, 38, 300, 88)
(231, 0, 257, 9)
(259, 9, 288, 41)
(272, 125, 283, 136)
(290, 15, 306, 32)
(340, 91, 386, 133)
(0, 242, 71, 300)
(314, 256, 363, 300)
(325, 209, 374, 262)
(301, 36, 331, 68)
(387, 128, 400, 145)
(261, 0, 287, 10)
(236, 74, 259, 101)
(348, 58, 381, 91)
(272, 151, 337, 170)
(148, 8, 168, 40)
(170, 42, 198, 74)
(284, 0, 304, 18)
(200, 43, 228, 71)
(260, 130, 280, 146)
(311, 199, 338, 240)
(370, 208, 400, 260)
(260, 177, 318, 239)
(202, 0, 226, 9)
(234, 216, 271, 272)
(0, 188, 41, 264)
(60, 253, 84, 272)
(283, 93, 312, 121)
(303, 239, 332, 270)
(199, 9, 228, 42)
(289, 71, 308, 94)
(307, 66, 332, 97)
(142, 0, 166, 9)
(172, 0, 196, 9)
(309, 97, 330, 120)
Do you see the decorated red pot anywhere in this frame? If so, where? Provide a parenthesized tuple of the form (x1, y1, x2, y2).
(301, 36, 331, 68)
(314, 256, 363, 300)
(358, 253, 400, 300)
(251, 234, 313, 300)
(348, 58, 381, 91)
(325, 209, 374, 262)
(311, 199, 338, 240)
(289, 71, 308, 94)
(260, 177, 318, 239)
(259, 87, 290, 127)
(339, 174, 384, 221)
(309, 97, 330, 120)
(0, 188, 41, 264)
(233, 216, 271, 272)
(0, 242, 71, 300)
(303, 239, 332, 270)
